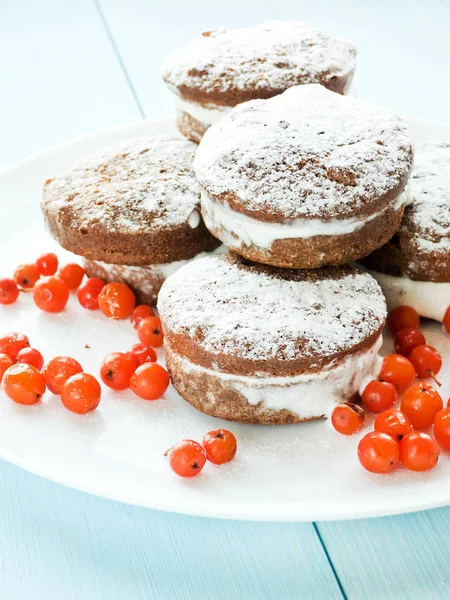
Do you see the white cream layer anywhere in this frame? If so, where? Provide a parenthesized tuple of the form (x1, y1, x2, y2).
(172, 91, 232, 126)
(365, 269, 450, 322)
(169, 336, 382, 419)
(201, 188, 411, 250)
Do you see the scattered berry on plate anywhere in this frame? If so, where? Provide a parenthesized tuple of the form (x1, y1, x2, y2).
(127, 343, 157, 366)
(130, 305, 155, 329)
(137, 316, 164, 348)
(169, 440, 207, 478)
(36, 252, 58, 276)
(0, 332, 30, 360)
(361, 380, 397, 413)
(394, 327, 426, 357)
(33, 276, 69, 313)
(331, 403, 365, 435)
(434, 408, 450, 451)
(129, 362, 169, 400)
(374, 409, 413, 441)
(0, 278, 20, 305)
(98, 282, 135, 320)
(2, 363, 46, 405)
(100, 352, 138, 391)
(202, 429, 237, 464)
(444, 307, 450, 335)
(77, 277, 105, 310)
(408, 344, 442, 381)
(400, 382, 443, 429)
(13, 263, 40, 289)
(58, 263, 85, 290)
(0, 353, 14, 380)
(61, 372, 101, 414)
(16, 347, 44, 371)
(42, 356, 83, 395)
(378, 353, 416, 393)
(399, 432, 440, 472)
(357, 432, 400, 474)
(387, 305, 420, 333)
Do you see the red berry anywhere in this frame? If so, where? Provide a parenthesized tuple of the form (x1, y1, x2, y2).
(36, 253, 58, 276)
(399, 432, 440, 472)
(137, 316, 164, 348)
(357, 432, 400, 474)
(130, 305, 155, 329)
(127, 343, 157, 365)
(331, 403, 365, 435)
(400, 382, 443, 429)
(0, 332, 29, 360)
(394, 327, 426, 357)
(61, 373, 101, 414)
(98, 282, 135, 320)
(408, 344, 442, 380)
(100, 352, 138, 391)
(0, 278, 20, 305)
(58, 263, 85, 290)
(434, 408, 450, 451)
(387, 305, 420, 333)
(374, 409, 413, 441)
(129, 363, 169, 400)
(202, 429, 237, 464)
(33, 276, 69, 312)
(13, 263, 40, 289)
(361, 380, 397, 413)
(0, 353, 14, 380)
(379, 354, 416, 393)
(2, 363, 46, 405)
(169, 440, 207, 477)
(42, 356, 83, 395)
(444, 306, 450, 334)
(77, 278, 105, 310)
(16, 347, 44, 371)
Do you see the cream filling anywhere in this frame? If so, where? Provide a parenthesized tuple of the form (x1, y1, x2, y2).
(201, 188, 411, 250)
(168, 336, 383, 419)
(365, 269, 450, 322)
(171, 91, 232, 126)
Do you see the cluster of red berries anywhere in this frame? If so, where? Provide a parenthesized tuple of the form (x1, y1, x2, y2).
(0, 332, 100, 413)
(332, 305, 448, 473)
(167, 430, 237, 478)
(99, 305, 169, 400)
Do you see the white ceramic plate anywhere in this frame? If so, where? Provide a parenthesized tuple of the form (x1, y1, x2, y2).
(0, 117, 449, 522)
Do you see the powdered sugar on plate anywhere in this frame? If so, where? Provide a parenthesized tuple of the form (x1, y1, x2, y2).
(158, 253, 386, 364)
(42, 136, 200, 233)
(194, 85, 413, 221)
(162, 21, 356, 100)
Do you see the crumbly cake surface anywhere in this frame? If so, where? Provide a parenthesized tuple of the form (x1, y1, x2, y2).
(162, 21, 356, 105)
(158, 253, 386, 371)
(194, 85, 413, 222)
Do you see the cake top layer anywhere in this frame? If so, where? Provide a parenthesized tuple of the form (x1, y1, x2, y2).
(158, 253, 386, 370)
(162, 21, 356, 105)
(42, 136, 200, 234)
(403, 141, 450, 254)
(194, 85, 413, 222)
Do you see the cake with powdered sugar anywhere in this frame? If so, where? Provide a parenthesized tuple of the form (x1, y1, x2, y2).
(161, 21, 356, 142)
(158, 252, 387, 424)
(41, 135, 220, 304)
(195, 84, 413, 270)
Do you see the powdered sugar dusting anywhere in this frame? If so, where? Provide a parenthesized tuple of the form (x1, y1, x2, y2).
(194, 85, 413, 220)
(403, 141, 450, 253)
(158, 254, 386, 362)
(42, 136, 200, 233)
(162, 21, 356, 101)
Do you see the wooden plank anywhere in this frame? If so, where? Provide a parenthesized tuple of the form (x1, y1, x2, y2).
(318, 508, 450, 599)
(0, 461, 343, 600)
(0, 0, 141, 166)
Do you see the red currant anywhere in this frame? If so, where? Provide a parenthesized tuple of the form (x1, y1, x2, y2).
(33, 276, 69, 312)
(58, 263, 85, 290)
(434, 408, 450, 451)
(0, 332, 30, 360)
(357, 432, 400, 474)
(202, 429, 237, 464)
(36, 253, 58, 276)
(0, 278, 20, 305)
(169, 440, 207, 477)
(16, 347, 44, 371)
(130, 305, 155, 329)
(394, 328, 426, 357)
(399, 432, 440, 472)
(14, 263, 40, 289)
(400, 382, 443, 429)
(61, 373, 101, 414)
(379, 354, 416, 393)
(2, 363, 46, 405)
(98, 282, 135, 320)
(100, 352, 138, 390)
(331, 403, 365, 435)
(137, 316, 164, 348)
(408, 345, 442, 380)
(374, 409, 413, 441)
(361, 380, 397, 413)
(0, 353, 14, 380)
(42, 356, 83, 395)
(129, 363, 169, 400)
(443, 306, 450, 334)
(77, 278, 105, 310)
(387, 305, 420, 333)
(127, 343, 157, 366)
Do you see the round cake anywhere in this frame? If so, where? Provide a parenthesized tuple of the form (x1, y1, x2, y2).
(162, 21, 356, 142)
(158, 252, 387, 424)
(41, 135, 220, 304)
(194, 84, 414, 269)
(360, 140, 450, 321)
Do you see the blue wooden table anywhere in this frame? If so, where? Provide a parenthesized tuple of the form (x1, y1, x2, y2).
(1, 1, 449, 597)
